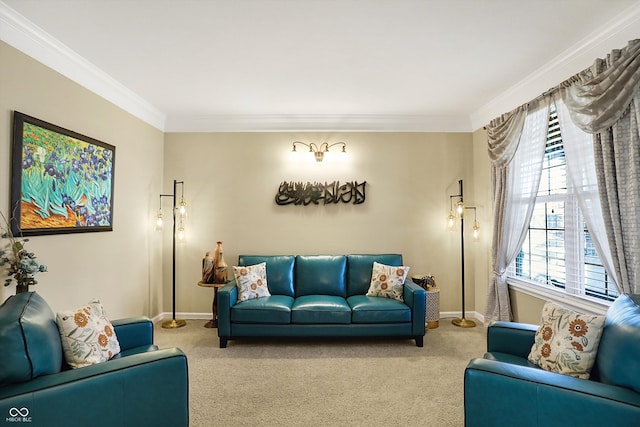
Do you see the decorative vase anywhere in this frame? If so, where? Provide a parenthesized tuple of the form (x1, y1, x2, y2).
(213, 241, 228, 284)
(16, 283, 29, 294)
(202, 251, 215, 284)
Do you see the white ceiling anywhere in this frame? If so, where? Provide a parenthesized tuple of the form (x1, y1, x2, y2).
(2, 0, 640, 132)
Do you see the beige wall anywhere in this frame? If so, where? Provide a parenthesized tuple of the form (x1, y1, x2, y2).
(164, 132, 481, 316)
(0, 42, 165, 318)
(1, 37, 488, 322)
(509, 288, 546, 324)
(0, 39, 523, 324)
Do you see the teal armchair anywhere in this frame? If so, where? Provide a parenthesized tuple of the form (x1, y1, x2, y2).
(464, 294, 640, 427)
(0, 292, 189, 427)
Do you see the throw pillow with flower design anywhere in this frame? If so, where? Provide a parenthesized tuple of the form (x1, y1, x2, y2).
(56, 299, 121, 368)
(233, 262, 271, 302)
(366, 261, 410, 302)
(527, 301, 605, 379)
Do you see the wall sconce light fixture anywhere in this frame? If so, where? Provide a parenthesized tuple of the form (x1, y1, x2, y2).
(447, 179, 479, 328)
(157, 179, 188, 329)
(291, 141, 347, 162)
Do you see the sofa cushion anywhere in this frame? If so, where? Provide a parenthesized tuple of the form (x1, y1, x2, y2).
(291, 295, 351, 324)
(239, 255, 295, 297)
(233, 262, 271, 302)
(348, 295, 411, 323)
(0, 292, 62, 385)
(366, 262, 410, 302)
(56, 299, 121, 368)
(295, 255, 347, 297)
(231, 295, 294, 324)
(596, 293, 640, 392)
(347, 254, 403, 296)
(527, 301, 604, 379)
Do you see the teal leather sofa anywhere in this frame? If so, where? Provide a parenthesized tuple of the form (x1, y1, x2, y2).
(0, 292, 189, 427)
(217, 254, 426, 348)
(464, 294, 640, 427)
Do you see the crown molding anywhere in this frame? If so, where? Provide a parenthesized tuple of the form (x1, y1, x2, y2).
(164, 114, 472, 133)
(0, 1, 470, 133)
(470, 1, 640, 130)
(0, 1, 166, 131)
(3, 0, 639, 133)
(0, 0, 469, 134)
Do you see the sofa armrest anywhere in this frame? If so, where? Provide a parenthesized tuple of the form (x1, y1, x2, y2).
(487, 321, 537, 357)
(464, 357, 640, 427)
(112, 316, 153, 350)
(0, 348, 188, 426)
(403, 281, 426, 336)
(217, 281, 238, 338)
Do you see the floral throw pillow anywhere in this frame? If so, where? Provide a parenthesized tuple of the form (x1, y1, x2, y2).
(366, 262, 410, 302)
(233, 262, 271, 302)
(527, 301, 605, 379)
(56, 299, 121, 368)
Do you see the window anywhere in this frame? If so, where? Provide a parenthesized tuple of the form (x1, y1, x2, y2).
(509, 108, 618, 303)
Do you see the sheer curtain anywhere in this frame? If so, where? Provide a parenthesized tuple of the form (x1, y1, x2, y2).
(554, 96, 619, 290)
(485, 99, 550, 323)
(558, 39, 640, 294)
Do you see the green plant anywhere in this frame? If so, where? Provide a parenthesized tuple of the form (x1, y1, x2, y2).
(0, 212, 47, 290)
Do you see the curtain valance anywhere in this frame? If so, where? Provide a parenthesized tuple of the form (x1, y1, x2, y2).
(486, 105, 528, 166)
(559, 39, 640, 134)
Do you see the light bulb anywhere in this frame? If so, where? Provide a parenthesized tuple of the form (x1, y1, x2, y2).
(473, 221, 480, 240)
(155, 211, 164, 231)
(456, 201, 464, 215)
(447, 212, 455, 231)
(178, 198, 187, 217)
(177, 226, 185, 241)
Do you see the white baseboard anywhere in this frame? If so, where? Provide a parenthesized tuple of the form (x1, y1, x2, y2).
(154, 311, 486, 325)
(440, 311, 485, 324)
(153, 312, 212, 324)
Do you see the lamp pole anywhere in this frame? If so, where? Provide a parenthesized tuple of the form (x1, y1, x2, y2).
(161, 179, 186, 329)
(451, 179, 476, 328)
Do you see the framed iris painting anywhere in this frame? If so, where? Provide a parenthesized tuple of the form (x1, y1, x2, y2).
(10, 112, 115, 236)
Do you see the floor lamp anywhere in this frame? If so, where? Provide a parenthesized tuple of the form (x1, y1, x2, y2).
(156, 179, 187, 329)
(447, 179, 479, 328)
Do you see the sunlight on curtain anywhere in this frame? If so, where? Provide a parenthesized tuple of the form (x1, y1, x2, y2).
(554, 96, 619, 291)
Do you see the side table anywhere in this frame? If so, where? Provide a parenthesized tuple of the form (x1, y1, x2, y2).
(197, 281, 227, 328)
(425, 287, 440, 329)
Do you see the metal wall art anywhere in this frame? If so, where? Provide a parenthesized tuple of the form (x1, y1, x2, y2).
(275, 181, 367, 206)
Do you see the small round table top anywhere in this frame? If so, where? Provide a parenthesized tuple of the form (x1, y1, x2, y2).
(197, 281, 228, 288)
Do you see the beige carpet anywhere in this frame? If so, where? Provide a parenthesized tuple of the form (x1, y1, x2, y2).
(155, 318, 486, 427)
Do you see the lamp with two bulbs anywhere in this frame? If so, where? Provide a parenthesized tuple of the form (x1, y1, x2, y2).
(156, 180, 188, 329)
(447, 198, 480, 241)
(447, 179, 479, 328)
(156, 186, 187, 240)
